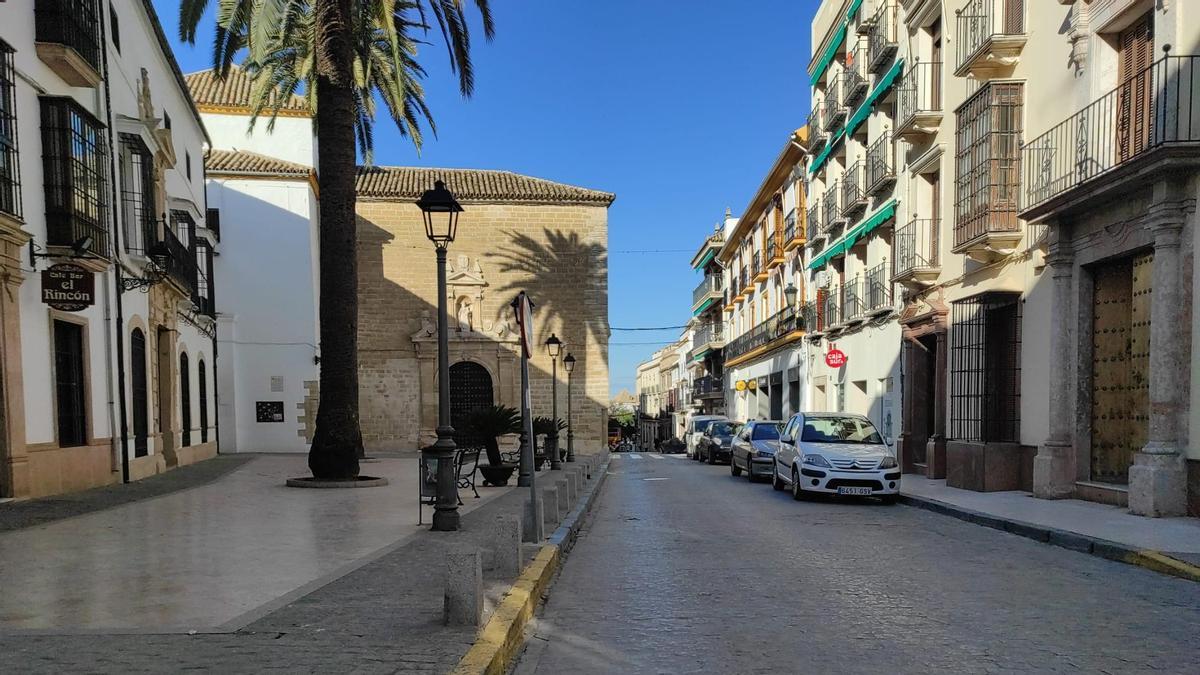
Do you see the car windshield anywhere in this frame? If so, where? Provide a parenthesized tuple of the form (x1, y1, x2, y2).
(709, 422, 735, 436)
(751, 424, 782, 441)
(692, 420, 717, 433)
(800, 417, 883, 444)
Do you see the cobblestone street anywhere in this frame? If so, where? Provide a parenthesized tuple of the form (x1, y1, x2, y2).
(516, 453, 1200, 674)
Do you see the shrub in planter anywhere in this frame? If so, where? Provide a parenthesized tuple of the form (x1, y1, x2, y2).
(466, 405, 522, 486)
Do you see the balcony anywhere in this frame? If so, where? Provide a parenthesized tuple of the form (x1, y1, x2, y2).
(690, 323, 725, 361)
(693, 375, 724, 400)
(841, 277, 866, 325)
(822, 184, 845, 232)
(752, 250, 767, 282)
(766, 230, 784, 268)
(954, 0, 1026, 79)
(41, 97, 110, 258)
(741, 268, 753, 295)
(842, 161, 868, 220)
(1021, 54, 1200, 220)
(801, 300, 823, 334)
(724, 307, 801, 363)
(808, 102, 828, 150)
(843, 44, 870, 110)
(806, 204, 824, 244)
(855, 0, 878, 34)
(35, 0, 103, 87)
(784, 211, 803, 251)
(692, 274, 723, 312)
(865, 133, 896, 196)
(892, 218, 941, 289)
(864, 261, 892, 315)
(953, 82, 1024, 261)
(867, 0, 898, 74)
(160, 226, 199, 298)
(896, 60, 944, 140)
(822, 290, 841, 331)
(823, 77, 846, 132)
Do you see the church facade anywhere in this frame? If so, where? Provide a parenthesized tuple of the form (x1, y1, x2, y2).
(355, 168, 614, 453)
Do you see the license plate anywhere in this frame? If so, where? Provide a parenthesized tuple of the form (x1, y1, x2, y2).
(837, 486, 873, 496)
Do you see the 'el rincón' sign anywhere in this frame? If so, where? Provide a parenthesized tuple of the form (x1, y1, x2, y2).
(41, 263, 95, 312)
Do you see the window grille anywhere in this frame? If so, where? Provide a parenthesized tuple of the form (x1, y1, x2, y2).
(35, 0, 103, 70)
(0, 41, 19, 220)
(954, 82, 1023, 248)
(119, 134, 155, 255)
(949, 293, 1021, 442)
(41, 97, 110, 256)
(180, 352, 191, 447)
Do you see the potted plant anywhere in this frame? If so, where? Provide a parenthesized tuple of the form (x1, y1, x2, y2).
(466, 405, 522, 486)
(533, 416, 568, 468)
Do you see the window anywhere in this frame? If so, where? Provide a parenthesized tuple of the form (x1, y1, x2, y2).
(118, 134, 154, 255)
(954, 82, 1023, 247)
(109, 3, 120, 53)
(185, 150, 191, 181)
(40, 97, 110, 256)
(198, 359, 208, 444)
(949, 293, 1021, 442)
(54, 320, 87, 447)
(205, 207, 221, 240)
(0, 40, 20, 220)
(164, 110, 171, 130)
(35, 0, 103, 70)
(180, 352, 191, 447)
(194, 239, 215, 315)
(130, 327, 148, 457)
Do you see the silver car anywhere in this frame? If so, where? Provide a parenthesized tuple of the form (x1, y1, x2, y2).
(773, 412, 900, 503)
(730, 420, 783, 481)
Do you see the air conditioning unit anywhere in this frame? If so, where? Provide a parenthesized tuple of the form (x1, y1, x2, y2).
(815, 270, 831, 288)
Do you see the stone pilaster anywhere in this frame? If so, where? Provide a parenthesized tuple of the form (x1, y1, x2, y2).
(0, 219, 31, 498)
(926, 330, 948, 480)
(1129, 198, 1193, 516)
(1034, 228, 1077, 499)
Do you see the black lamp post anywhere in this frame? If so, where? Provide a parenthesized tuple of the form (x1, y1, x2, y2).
(784, 283, 798, 311)
(417, 180, 463, 531)
(563, 352, 576, 462)
(545, 333, 563, 470)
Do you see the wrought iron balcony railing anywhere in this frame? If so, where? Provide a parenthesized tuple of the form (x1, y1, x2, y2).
(1021, 54, 1200, 215)
(823, 76, 846, 131)
(867, 0, 898, 74)
(822, 183, 844, 231)
(822, 289, 841, 329)
(765, 235, 780, 266)
(953, 82, 1024, 250)
(802, 300, 820, 333)
(807, 203, 822, 241)
(842, 277, 865, 323)
(724, 306, 800, 362)
(693, 375, 724, 398)
(808, 101, 827, 149)
(35, 0, 103, 71)
(784, 211, 798, 247)
(161, 226, 199, 297)
(752, 250, 763, 278)
(892, 218, 940, 283)
(955, 0, 1025, 76)
(692, 273, 723, 307)
(866, 132, 896, 195)
(843, 44, 870, 109)
(896, 60, 944, 137)
(842, 161, 868, 219)
(865, 261, 891, 313)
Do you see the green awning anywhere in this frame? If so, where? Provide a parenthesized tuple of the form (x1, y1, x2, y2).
(692, 248, 716, 270)
(692, 297, 716, 316)
(809, 128, 845, 176)
(846, 0, 865, 20)
(692, 348, 711, 363)
(807, 199, 897, 270)
(809, 22, 847, 87)
(845, 59, 904, 137)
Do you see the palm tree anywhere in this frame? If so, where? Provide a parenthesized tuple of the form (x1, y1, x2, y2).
(179, 0, 493, 480)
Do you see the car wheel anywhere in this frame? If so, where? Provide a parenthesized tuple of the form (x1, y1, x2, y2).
(772, 462, 785, 491)
(707, 449, 716, 465)
(730, 456, 741, 477)
(880, 494, 899, 505)
(791, 467, 807, 501)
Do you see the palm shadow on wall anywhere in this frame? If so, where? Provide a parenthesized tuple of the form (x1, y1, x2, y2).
(490, 228, 609, 369)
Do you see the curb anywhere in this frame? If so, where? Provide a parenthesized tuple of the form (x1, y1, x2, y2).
(452, 455, 612, 675)
(899, 493, 1200, 583)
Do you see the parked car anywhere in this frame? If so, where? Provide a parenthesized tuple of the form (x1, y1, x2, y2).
(773, 413, 899, 503)
(685, 415, 727, 458)
(696, 420, 738, 464)
(730, 420, 784, 481)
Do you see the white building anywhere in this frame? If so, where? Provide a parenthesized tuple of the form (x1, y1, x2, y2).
(0, 0, 217, 498)
(185, 67, 320, 454)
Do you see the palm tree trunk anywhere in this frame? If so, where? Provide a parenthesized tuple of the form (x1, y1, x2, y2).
(308, 0, 363, 480)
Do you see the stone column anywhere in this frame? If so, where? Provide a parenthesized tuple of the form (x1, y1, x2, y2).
(1129, 199, 1192, 517)
(925, 331, 949, 479)
(899, 340, 916, 473)
(1033, 231, 1077, 499)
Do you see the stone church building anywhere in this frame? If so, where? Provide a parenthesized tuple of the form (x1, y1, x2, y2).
(355, 167, 614, 453)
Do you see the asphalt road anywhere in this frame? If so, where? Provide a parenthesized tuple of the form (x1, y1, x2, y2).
(514, 452, 1200, 674)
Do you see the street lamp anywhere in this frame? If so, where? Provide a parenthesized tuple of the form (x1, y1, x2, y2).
(563, 352, 576, 462)
(784, 283, 798, 311)
(417, 180, 464, 531)
(545, 333, 563, 470)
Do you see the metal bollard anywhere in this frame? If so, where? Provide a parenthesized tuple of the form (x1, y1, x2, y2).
(443, 547, 483, 626)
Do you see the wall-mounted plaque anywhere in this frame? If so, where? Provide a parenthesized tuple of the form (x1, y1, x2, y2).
(41, 263, 95, 312)
(256, 401, 285, 423)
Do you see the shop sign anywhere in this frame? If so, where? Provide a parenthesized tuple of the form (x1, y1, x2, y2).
(825, 348, 847, 368)
(747, 379, 757, 390)
(735, 380, 747, 392)
(41, 263, 95, 312)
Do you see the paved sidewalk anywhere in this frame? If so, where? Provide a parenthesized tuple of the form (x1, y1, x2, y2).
(902, 475, 1200, 564)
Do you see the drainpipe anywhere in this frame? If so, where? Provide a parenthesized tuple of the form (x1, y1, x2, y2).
(99, 14, 131, 484)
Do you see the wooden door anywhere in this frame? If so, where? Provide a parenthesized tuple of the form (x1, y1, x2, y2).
(1116, 13, 1154, 162)
(449, 362, 494, 449)
(131, 328, 148, 457)
(1089, 253, 1152, 484)
(931, 19, 943, 109)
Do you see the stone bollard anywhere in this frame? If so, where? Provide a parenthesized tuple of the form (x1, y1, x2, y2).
(561, 472, 577, 505)
(555, 477, 570, 515)
(523, 494, 545, 543)
(542, 486, 559, 525)
(443, 548, 483, 626)
(571, 467, 583, 495)
(483, 515, 522, 577)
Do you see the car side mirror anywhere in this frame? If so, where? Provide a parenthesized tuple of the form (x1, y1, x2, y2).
(780, 435, 793, 444)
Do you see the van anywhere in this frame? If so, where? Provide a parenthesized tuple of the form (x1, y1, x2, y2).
(684, 414, 727, 458)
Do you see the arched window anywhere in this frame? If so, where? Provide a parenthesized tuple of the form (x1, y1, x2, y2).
(180, 352, 191, 447)
(130, 328, 148, 457)
(198, 359, 208, 444)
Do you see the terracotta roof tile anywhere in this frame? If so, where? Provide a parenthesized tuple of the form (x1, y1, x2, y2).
(206, 149, 312, 177)
(355, 166, 615, 205)
(184, 66, 309, 114)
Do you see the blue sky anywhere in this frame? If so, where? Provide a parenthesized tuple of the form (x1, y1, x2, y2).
(153, 0, 815, 397)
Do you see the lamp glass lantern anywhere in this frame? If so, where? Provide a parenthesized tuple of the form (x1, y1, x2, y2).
(545, 333, 563, 358)
(416, 179, 463, 247)
(563, 352, 576, 374)
(784, 283, 798, 309)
